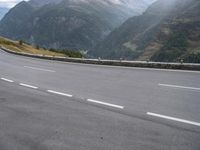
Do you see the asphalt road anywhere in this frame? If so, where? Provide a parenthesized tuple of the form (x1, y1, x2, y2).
(0, 49, 200, 150)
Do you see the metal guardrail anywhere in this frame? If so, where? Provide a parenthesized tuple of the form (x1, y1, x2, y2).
(1, 46, 200, 71)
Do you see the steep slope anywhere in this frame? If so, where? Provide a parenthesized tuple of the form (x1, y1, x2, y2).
(0, 2, 35, 40)
(0, 0, 154, 51)
(93, 0, 200, 63)
(29, 0, 63, 7)
(0, 7, 9, 20)
(0, 36, 65, 57)
(0, 36, 83, 58)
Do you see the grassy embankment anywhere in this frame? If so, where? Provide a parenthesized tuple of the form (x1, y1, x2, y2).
(0, 37, 83, 58)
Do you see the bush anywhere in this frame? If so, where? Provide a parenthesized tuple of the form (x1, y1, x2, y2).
(151, 49, 184, 62)
(182, 52, 200, 63)
(49, 48, 83, 58)
(62, 50, 83, 58)
(36, 45, 40, 49)
(19, 40, 23, 45)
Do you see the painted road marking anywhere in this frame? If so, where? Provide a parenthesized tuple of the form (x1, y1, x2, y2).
(159, 83, 200, 91)
(1, 78, 14, 83)
(87, 99, 124, 109)
(19, 83, 38, 89)
(24, 66, 55, 72)
(47, 90, 73, 97)
(147, 112, 200, 127)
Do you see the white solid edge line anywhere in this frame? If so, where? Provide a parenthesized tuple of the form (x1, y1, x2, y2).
(147, 112, 200, 127)
(159, 83, 200, 91)
(47, 90, 73, 97)
(19, 83, 38, 89)
(87, 99, 124, 109)
(24, 66, 55, 72)
(1, 78, 14, 83)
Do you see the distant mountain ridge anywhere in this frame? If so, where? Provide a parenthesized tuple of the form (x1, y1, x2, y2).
(28, 0, 63, 7)
(0, 7, 9, 20)
(0, 0, 154, 50)
(92, 0, 200, 63)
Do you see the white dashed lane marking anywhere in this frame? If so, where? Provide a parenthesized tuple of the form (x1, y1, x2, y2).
(87, 99, 124, 109)
(24, 66, 55, 73)
(147, 112, 200, 127)
(2, 76, 200, 127)
(47, 90, 73, 97)
(19, 83, 38, 89)
(1, 78, 14, 83)
(159, 83, 200, 91)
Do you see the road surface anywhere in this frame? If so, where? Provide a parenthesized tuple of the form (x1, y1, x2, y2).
(0, 49, 200, 150)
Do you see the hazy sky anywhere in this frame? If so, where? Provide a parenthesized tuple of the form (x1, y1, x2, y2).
(0, 0, 28, 8)
(0, 0, 157, 8)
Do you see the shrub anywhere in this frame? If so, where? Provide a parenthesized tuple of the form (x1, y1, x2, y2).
(182, 52, 200, 63)
(19, 40, 23, 45)
(49, 48, 83, 58)
(36, 45, 40, 49)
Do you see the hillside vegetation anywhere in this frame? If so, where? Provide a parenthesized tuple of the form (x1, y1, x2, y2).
(0, 0, 154, 51)
(0, 37, 82, 58)
(92, 0, 200, 63)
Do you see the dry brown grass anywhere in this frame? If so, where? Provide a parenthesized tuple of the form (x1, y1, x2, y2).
(0, 37, 65, 57)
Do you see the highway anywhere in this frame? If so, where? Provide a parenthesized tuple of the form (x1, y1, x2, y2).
(0, 49, 200, 150)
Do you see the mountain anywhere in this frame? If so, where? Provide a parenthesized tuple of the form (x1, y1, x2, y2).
(0, 0, 154, 51)
(29, 0, 63, 7)
(0, 7, 9, 20)
(93, 0, 200, 63)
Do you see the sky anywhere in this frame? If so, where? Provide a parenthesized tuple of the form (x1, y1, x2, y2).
(0, 0, 28, 8)
(0, 0, 157, 8)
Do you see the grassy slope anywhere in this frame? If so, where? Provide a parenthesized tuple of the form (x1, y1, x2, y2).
(0, 36, 65, 57)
